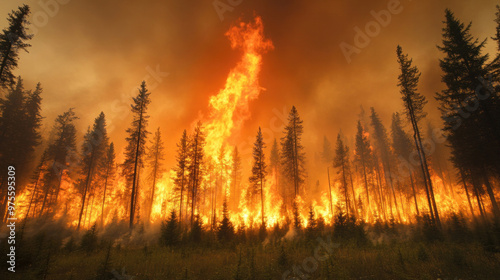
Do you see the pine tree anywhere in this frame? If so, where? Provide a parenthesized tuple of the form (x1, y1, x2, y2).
(334, 133, 351, 216)
(146, 127, 165, 223)
(188, 122, 205, 226)
(0, 5, 33, 89)
(391, 112, 420, 216)
(190, 214, 203, 243)
(354, 121, 372, 207)
(122, 81, 151, 228)
(306, 206, 317, 239)
(436, 10, 500, 220)
(77, 112, 109, 230)
(397, 45, 439, 225)
(160, 210, 180, 246)
(292, 200, 302, 229)
(174, 130, 189, 225)
(269, 138, 281, 197)
(249, 127, 267, 227)
(321, 136, 333, 164)
(217, 199, 234, 242)
(230, 146, 242, 210)
(489, 5, 500, 85)
(39, 109, 78, 217)
(0, 78, 42, 219)
(370, 107, 402, 222)
(280, 106, 307, 203)
(100, 142, 116, 227)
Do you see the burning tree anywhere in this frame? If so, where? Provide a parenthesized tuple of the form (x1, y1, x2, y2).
(334, 133, 352, 216)
(396, 45, 440, 226)
(39, 108, 78, 218)
(0, 79, 42, 221)
(188, 122, 205, 226)
(390, 112, 420, 216)
(100, 142, 116, 227)
(249, 127, 267, 227)
(370, 107, 401, 222)
(77, 112, 109, 230)
(122, 81, 151, 228)
(354, 121, 373, 211)
(145, 127, 165, 223)
(281, 106, 307, 206)
(230, 146, 242, 211)
(174, 130, 189, 225)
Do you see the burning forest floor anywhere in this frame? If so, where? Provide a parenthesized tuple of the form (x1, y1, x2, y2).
(1, 214, 500, 280)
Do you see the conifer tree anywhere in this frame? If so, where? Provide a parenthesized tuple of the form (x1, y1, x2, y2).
(122, 81, 151, 228)
(269, 138, 281, 196)
(0, 78, 42, 219)
(370, 107, 401, 221)
(77, 112, 108, 230)
(321, 136, 333, 164)
(174, 130, 189, 225)
(397, 45, 439, 225)
(39, 108, 78, 217)
(0, 5, 32, 89)
(334, 133, 352, 216)
(146, 128, 165, 223)
(217, 199, 234, 242)
(391, 112, 420, 215)
(230, 146, 242, 210)
(436, 10, 499, 220)
(249, 127, 267, 227)
(354, 121, 372, 207)
(160, 210, 180, 246)
(100, 142, 116, 227)
(280, 106, 306, 203)
(188, 122, 205, 226)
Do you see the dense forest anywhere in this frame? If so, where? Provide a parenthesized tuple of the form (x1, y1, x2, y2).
(1, 4, 500, 280)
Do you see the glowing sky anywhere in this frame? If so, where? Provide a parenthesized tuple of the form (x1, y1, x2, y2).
(0, 0, 498, 176)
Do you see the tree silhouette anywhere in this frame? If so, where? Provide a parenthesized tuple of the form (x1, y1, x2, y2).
(370, 107, 401, 222)
(100, 142, 116, 227)
(122, 81, 151, 228)
(391, 112, 420, 216)
(249, 127, 267, 227)
(0, 5, 32, 89)
(146, 127, 165, 223)
(334, 133, 352, 216)
(397, 45, 439, 226)
(0, 78, 42, 220)
(39, 108, 78, 217)
(436, 9, 500, 220)
(160, 210, 180, 247)
(230, 146, 242, 210)
(188, 122, 205, 226)
(77, 112, 109, 230)
(280, 106, 306, 204)
(174, 130, 189, 225)
(217, 199, 234, 242)
(354, 121, 373, 208)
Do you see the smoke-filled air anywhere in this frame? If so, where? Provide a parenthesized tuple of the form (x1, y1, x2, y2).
(1, 1, 500, 279)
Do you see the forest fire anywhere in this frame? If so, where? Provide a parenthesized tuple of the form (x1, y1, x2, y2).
(1, 2, 500, 279)
(5, 16, 499, 233)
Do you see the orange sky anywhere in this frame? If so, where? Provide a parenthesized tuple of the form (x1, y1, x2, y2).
(0, 0, 498, 180)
